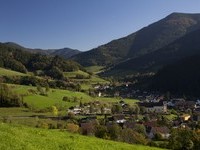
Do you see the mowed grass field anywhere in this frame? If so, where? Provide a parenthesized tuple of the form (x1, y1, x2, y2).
(0, 67, 27, 76)
(85, 65, 105, 74)
(64, 70, 109, 90)
(64, 70, 89, 78)
(9, 84, 138, 109)
(11, 84, 92, 109)
(0, 107, 51, 117)
(0, 67, 108, 90)
(0, 123, 163, 150)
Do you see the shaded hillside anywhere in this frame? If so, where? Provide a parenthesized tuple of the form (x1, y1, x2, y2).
(72, 35, 136, 66)
(151, 55, 200, 96)
(73, 13, 200, 66)
(108, 27, 200, 75)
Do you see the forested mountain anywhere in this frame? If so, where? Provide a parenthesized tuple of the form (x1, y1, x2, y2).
(150, 55, 200, 96)
(3, 42, 81, 59)
(48, 48, 81, 59)
(3, 13, 200, 78)
(0, 43, 82, 79)
(107, 27, 200, 75)
(72, 13, 200, 66)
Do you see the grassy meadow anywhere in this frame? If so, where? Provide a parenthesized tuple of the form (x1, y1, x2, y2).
(0, 67, 27, 76)
(0, 123, 163, 150)
(9, 84, 138, 109)
(85, 65, 105, 74)
(0, 83, 139, 127)
(10, 84, 92, 109)
(64, 70, 109, 90)
(64, 70, 90, 78)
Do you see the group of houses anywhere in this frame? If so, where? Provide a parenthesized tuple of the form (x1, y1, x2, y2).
(68, 100, 112, 115)
(67, 88, 200, 140)
(139, 100, 167, 113)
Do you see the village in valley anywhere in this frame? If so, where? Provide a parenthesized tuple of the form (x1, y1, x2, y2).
(2, 2, 200, 149)
(67, 83, 200, 146)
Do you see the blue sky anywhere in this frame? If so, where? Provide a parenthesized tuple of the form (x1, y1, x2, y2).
(0, 0, 200, 51)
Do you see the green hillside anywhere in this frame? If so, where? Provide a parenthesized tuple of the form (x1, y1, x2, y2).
(0, 43, 82, 80)
(64, 70, 109, 90)
(11, 84, 92, 109)
(64, 70, 90, 78)
(0, 123, 163, 150)
(10, 84, 138, 109)
(85, 66, 104, 74)
(0, 67, 27, 76)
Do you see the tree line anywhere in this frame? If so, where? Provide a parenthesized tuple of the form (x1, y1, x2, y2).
(0, 83, 23, 107)
(0, 43, 84, 80)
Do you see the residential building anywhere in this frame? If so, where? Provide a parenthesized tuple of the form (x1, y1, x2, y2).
(139, 101, 167, 113)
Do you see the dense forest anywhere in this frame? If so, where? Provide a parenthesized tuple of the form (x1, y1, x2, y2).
(0, 43, 83, 80)
(150, 55, 200, 96)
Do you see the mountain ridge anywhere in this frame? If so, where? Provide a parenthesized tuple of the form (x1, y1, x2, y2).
(72, 12, 200, 67)
(106, 25, 200, 76)
(3, 42, 82, 59)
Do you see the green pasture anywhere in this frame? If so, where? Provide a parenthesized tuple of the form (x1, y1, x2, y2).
(64, 70, 109, 85)
(10, 84, 92, 109)
(85, 65, 105, 73)
(9, 84, 138, 109)
(0, 123, 163, 150)
(0, 67, 27, 76)
(64, 70, 89, 78)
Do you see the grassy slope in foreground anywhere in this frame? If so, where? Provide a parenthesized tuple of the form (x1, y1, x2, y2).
(0, 123, 163, 150)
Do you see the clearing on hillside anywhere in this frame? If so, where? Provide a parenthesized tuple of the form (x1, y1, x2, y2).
(0, 67, 27, 76)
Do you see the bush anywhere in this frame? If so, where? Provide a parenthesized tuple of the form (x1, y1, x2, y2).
(36, 121, 49, 129)
(95, 125, 109, 139)
(62, 96, 71, 102)
(66, 123, 79, 133)
(67, 112, 75, 119)
(168, 128, 200, 150)
(45, 66, 64, 80)
(0, 83, 23, 107)
(57, 122, 65, 129)
(107, 124, 122, 140)
(120, 128, 148, 145)
(51, 106, 58, 116)
(154, 133, 163, 141)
